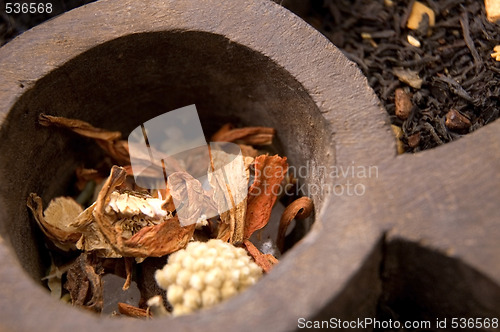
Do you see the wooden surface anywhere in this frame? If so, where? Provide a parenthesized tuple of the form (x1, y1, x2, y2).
(0, 0, 498, 331)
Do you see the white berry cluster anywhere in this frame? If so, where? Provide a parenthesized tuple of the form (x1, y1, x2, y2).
(155, 239, 262, 316)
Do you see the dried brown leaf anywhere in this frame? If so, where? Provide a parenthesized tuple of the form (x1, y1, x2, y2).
(277, 197, 313, 253)
(38, 114, 130, 164)
(76, 167, 103, 191)
(211, 123, 233, 140)
(209, 150, 253, 244)
(122, 217, 195, 258)
(243, 240, 278, 273)
(238, 144, 260, 158)
(93, 166, 128, 251)
(118, 302, 151, 318)
(27, 194, 82, 251)
(64, 253, 104, 312)
(38, 114, 122, 141)
(212, 126, 275, 145)
(244, 155, 288, 239)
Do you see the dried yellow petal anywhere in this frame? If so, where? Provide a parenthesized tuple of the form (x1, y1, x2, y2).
(407, 35, 421, 48)
(391, 125, 405, 155)
(407, 1, 435, 30)
(486, 0, 500, 23)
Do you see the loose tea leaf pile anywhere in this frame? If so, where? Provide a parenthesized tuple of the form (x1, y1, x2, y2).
(28, 114, 313, 317)
(295, 0, 500, 152)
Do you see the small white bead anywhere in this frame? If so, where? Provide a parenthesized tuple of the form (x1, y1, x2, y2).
(167, 284, 184, 305)
(201, 286, 220, 308)
(183, 288, 201, 310)
(176, 269, 191, 288)
(189, 273, 204, 291)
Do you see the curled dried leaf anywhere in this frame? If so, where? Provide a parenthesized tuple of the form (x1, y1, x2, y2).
(38, 114, 122, 141)
(38, 114, 130, 164)
(277, 197, 313, 253)
(27, 194, 82, 251)
(118, 302, 151, 318)
(244, 155, 288, 239)
(243, 240, 278, 273)
(212, 125, 275, 146)
(64, 253, 104, 312)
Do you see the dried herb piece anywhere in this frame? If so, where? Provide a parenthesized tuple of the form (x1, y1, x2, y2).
(65, 253, 104, 312)
(244, 155, 288, 239)
(393, 67, 423, 89)
(395, 88, 413, 120)
(243, 240, 278, 273)
(391, 125, 405, 154)
(38, 114, 130, 164)
(212, 124, 275, 145)
(486, 0, 500, 22)
(276, 197, 314, 253)
(167, 172, 218, 227)
(27, 194, 82, 251)
(445, 109, 471, 131)
(118, 302, 151, 318)
(406, 1, 435, 31)
(209, 147, 254, 244)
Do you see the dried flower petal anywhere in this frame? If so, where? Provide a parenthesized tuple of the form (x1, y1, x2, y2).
(27, 194, 82, 251)
(276, 197, 313, 253)
(244, 155, 288, 239)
